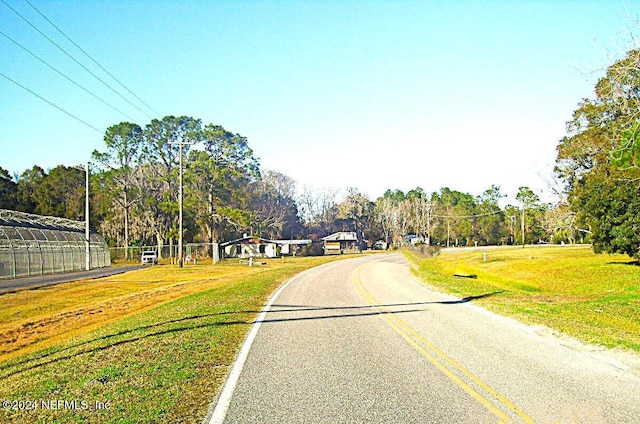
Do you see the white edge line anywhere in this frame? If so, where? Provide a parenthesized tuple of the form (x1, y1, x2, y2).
(204, 263, 334, 424)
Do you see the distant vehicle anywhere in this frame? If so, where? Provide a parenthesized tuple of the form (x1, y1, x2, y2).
(141, 250, 158, 265)
(372, 241, 387, 250)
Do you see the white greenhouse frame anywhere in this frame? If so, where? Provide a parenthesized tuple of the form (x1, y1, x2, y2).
(0, 209, 110, 279)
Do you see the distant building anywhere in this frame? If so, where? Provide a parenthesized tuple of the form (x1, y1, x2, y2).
(322, 231, 359, 254)
(220, 236, 312, 259)
(220, 237, 278, 259)
(277, 239, 312, 256)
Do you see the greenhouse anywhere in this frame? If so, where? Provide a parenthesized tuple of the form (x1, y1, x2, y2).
(0, 209, 110, 279)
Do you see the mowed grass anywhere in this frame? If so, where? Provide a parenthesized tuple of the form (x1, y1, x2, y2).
(0, 262, 260, 363)
(0, 256, 342, 423)
(405, 245, 640, 353)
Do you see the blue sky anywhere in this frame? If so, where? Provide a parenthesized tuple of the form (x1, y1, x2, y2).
(1, 0, 638, 204)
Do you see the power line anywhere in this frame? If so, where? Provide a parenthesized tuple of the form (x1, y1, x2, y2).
(23, 0, 160, 117)
(0, 0, 154, 120)
(0, 71, 103, 134)
(0, 29, 137, 122)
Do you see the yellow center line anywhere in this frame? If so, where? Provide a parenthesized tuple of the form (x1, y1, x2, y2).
(352, 264, 535, 424)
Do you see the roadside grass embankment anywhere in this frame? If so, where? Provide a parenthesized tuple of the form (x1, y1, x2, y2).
(0, 255, 342, 423)
(405, 245, 640, 354)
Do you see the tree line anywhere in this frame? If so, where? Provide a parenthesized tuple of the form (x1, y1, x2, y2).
(2, 44, 638, 259)
(2, 155, 576, 253)
(1, 117, 577, 257)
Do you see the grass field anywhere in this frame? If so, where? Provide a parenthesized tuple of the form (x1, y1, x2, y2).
(1, 246, 638, 423)
(0, 256, 342, 423)
(404, 245, 640, 353)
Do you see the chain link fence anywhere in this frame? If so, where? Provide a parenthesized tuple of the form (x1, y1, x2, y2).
(109, 246, 177, 264)
(0, 210, 110, 279)
(186, 243, 219, 264)
(110, 243, 220, 265)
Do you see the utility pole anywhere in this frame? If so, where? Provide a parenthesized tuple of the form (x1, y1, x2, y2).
(85, 163, 90, 270)
(170, 139, 194, 267)
(516, 187, 539, 249)
(521, 203, 526, 248)
(510, 215, 515, 245)
(179, 142, 184, 266)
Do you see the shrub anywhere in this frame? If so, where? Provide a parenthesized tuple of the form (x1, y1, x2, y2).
(299, 243, 325, 256)
(411, 244, 441, 258)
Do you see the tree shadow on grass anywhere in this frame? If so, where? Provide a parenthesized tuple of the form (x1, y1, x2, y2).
(436, 291, 505, 304)
(607, 260, 640, 266)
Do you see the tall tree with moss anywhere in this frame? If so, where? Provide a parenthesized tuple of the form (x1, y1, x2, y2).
(141, 116, 203, 255)
(185, 124, 260, 244)
(92, 122, 143, 259)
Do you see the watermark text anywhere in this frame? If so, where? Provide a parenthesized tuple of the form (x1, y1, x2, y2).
(2, 399, 111, 412)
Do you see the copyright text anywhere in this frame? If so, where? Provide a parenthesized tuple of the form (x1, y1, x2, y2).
(2, 399, 111, 411)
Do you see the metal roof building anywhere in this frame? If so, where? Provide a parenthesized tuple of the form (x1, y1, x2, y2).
(0, 209, 110, 279)
(322, 231, 360, 254)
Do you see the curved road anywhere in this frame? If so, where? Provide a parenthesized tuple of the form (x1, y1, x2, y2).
(207, 253, 640, 423)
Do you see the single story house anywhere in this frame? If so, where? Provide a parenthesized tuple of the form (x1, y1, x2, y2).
(220, 237, 278, 259)
(220, 237, 313, 259)
(322, 231, 359, 254)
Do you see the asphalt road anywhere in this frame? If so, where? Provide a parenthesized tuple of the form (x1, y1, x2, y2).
(207, 253, 640, 423)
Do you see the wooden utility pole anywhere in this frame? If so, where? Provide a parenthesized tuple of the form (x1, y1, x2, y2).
(170, 139, 195, 267)
(521, 203, 526, 248)
(85, 163, 90, 270)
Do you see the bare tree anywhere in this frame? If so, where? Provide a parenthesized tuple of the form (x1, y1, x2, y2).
(249, 170, 299, 239)
(374, 196, 395, 246)
(412, 196, 435, 246)
(297, 185, 339, 233)
(541, 204, 578, 244)
(396, 199, 412, 244)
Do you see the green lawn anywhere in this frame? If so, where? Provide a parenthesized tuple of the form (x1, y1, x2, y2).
(405, 245, 640, 353)
(0, 256, 340, 423)
(2, 246, 638, 423)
